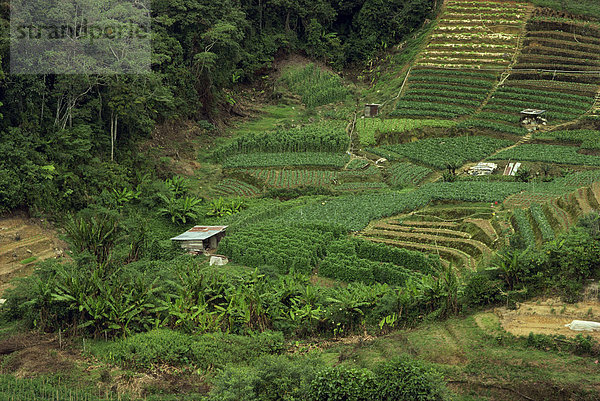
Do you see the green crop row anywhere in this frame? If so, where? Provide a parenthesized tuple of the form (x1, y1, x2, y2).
(509, 79, 599, 94)
(335, 182, 389, 191)
(356, 118, 456, 146)
(403, 88, 488, 101)
(388, 162, 433, 187)
(319, 253, 419, 286)
(489, 144, 600, 166)
(473, 112, 521, 123)
(376, 136, 512, 169)
(554, 169, 600, 187)
(486, 97, 584, 116)
(481, 105, 579, 122)
(531, 204, 555, 242)
(410, 68, 497, 80)
(401, 94, 481, 108)
(275, 182, 528, 231)
(407, 75, 496, 88)
(280, 63, 350, 108)
(458, 119, 527, 135)
(213, 121, 348, 160)
(219, 222, 345, 274)
(214, 178, 260, 197)
(408, 82, 491, 95)
(493, 90, 593, 110)
(513, 209, 536, 248)
(496, 85, 593, 102)
(242, 169, 338, 188)
(388, 109, 462, 119)
(534, 129, 599, 144)
(395, 101, 472, 114)
(223, 152, 350, 168)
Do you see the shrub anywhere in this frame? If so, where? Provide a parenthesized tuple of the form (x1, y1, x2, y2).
(373, 357, 448, 401)
(209, 355, 323, 401)
(307, 366, 377, 401)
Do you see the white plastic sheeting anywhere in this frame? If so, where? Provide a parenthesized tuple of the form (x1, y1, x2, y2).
(564, 320, 600, 331)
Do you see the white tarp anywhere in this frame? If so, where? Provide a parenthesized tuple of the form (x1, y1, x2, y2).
(564, 320, 600, 331)
(210, 256, 228, 266)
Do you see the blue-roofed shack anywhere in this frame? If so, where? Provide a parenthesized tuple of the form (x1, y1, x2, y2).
(170, 226, 228, 253)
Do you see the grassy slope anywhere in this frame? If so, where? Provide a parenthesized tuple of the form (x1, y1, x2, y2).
(318, 313, 600, 400)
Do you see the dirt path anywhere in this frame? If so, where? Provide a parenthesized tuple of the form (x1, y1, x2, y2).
(0, 214, 67, 296)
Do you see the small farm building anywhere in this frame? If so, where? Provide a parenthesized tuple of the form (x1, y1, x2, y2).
(364, 104, 382, 117)
(171, 226, 228, 253)
(520, 109, 546, 125)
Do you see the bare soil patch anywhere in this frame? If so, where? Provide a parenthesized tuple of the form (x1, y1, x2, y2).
(494, 294, 600, 340)
(0, 213, 67, 296)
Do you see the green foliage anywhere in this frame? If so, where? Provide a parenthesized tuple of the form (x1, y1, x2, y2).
(531, 204, 555, 242)
(159, 195, 202, 224)
(63, 209, 120, 265)
(308, 358, 448, 401)
(214, 122, 348, 161)
(100, 329, 285, 370)
(223, 152, 350, 169)
(206, 197, 247, 218)
(0, 375, 124, 401)
(355, 119, 456, 147)
(280, 64, 350, 108)
(209, 355, 323, 401)
(490, 144, 600, 166)
(512, 210, 537, 249)
(308, 366, 377, 401)
(388, 162, 433, 187)
(219, 222, 344, 274)
(371, 136, 512, 169)
(372, 357, 448, 401)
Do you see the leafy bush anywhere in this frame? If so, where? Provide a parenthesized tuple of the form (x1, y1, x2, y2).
(308, 366, 377, 401)
(209, 355, 323, 401)
(98, 329, 285, 370)
(372, 357, 448, 401)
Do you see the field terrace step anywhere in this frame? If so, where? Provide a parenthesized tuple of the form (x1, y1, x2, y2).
(543, 202, 569, 234)
(364, 228, 492, 258)
(388, 219, 461, 229)
(591, 182, 600, 206)
(361, 237, 475, 270)
(575, 187, 594, 215)
(463, 218, 499, 243)
(371, 222, 473, 239)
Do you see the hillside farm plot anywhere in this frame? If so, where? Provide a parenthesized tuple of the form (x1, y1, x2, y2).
(392, 70, 498, 119)
(370, 136, 512, 168)
(419, 0, 530, 70)
(535, 130, 600, 151)
(213, 178, 261, 197)
(390, 0, 531, 119)
(355, 118, 456, 146)
(241, 169, 338, 188)
(469, 15, 600, 132)
(387, 162, 433, 187)
(360, 204, 504, 269)
(488, 144, 600, 166)
(222, 152, 350, 168)
(334, 182, 389, 191)
(213, 121, 348, 161)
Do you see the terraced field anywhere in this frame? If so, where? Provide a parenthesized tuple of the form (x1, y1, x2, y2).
(360, 205, 503, 269)
(392, 0, 531, 119)
(469, 13, 600, 132)
(240, 169, 338, 188)
(213, 178, 261, 197)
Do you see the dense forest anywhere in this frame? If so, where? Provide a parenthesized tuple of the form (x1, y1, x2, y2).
(0, 0, 434, 214)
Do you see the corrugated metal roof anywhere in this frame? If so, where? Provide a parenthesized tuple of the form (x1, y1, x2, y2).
(171, 226, 228, 241)
(521, 109, 546, 115)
